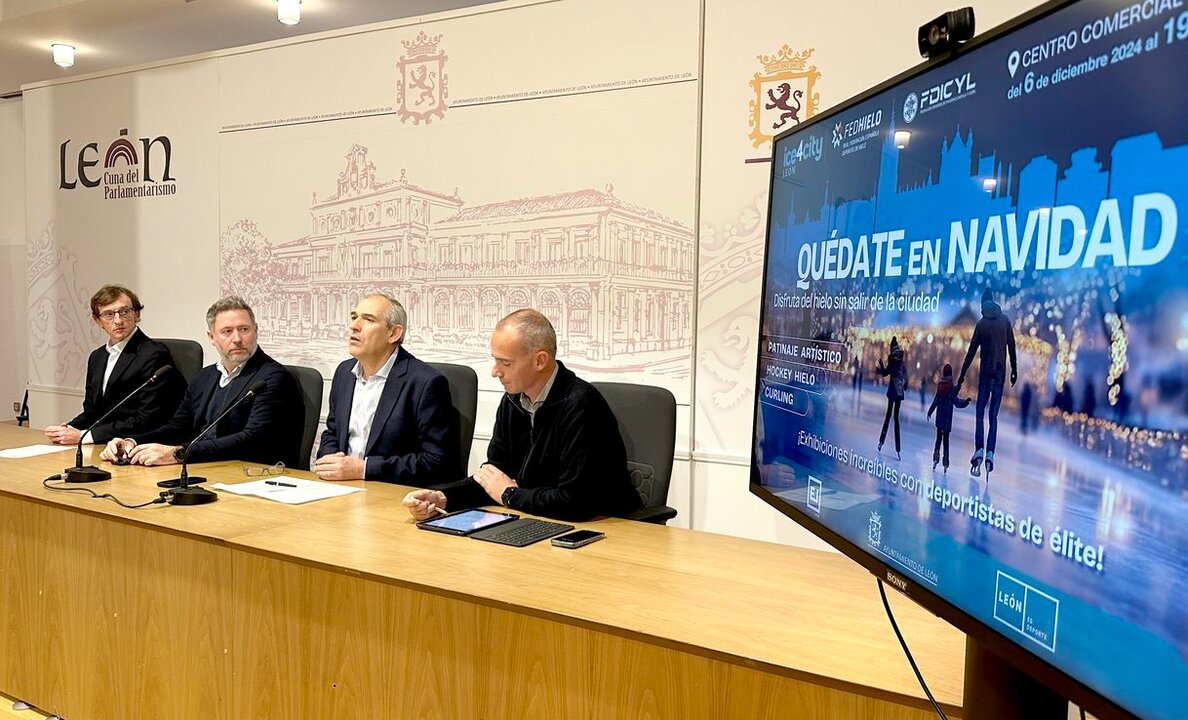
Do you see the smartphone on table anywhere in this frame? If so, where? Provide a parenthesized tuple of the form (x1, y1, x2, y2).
(551, 529, 606, 549)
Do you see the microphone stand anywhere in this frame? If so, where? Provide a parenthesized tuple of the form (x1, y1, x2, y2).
(65, 365, 174, 484)
(164, 379, 266, 506)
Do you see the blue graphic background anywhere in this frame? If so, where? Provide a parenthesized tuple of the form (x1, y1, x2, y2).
(754, 2, 1188, 718)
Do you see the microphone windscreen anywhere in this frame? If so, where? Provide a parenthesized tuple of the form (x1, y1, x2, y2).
(151, 365, 174, 380)
(247, 380, 268, 395)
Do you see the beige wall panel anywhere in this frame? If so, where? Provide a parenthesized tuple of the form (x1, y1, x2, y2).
(218, 0, 699, 131)
(218, 73, 698, 402)
(23, 60, 221, 412)
(0, 98, 26, 416)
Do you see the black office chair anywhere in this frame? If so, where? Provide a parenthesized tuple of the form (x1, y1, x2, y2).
(158, 338, 204, 384)
(427, 362, 478, 474)
(285, 365, 324, 471)
(592, 381, 678, 525)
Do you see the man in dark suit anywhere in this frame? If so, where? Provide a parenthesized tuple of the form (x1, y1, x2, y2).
(313, 293, 456, 486)
(100, 296, 302, 467)
(45, 285, 184, 446)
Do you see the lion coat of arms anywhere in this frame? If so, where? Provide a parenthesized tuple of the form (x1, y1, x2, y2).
(748, 45, 821, 148)
(396, 32, 449, 125)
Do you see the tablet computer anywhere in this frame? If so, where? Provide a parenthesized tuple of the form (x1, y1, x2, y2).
(416, 508, 518, 536)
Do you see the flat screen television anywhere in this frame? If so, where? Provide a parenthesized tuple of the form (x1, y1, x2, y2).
(749, 1, 1188, 718)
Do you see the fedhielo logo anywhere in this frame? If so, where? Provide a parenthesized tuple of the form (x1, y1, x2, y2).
(59, 128, 177, 199)
(902, 92, 919, 124)
(831, 109, 883, 151)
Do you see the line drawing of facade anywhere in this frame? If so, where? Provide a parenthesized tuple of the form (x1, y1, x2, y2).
(222, 145, 694, 385)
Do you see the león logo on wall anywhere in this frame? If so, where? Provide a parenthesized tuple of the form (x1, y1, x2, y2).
(396, 31, 449, 125)
(748, 44, 821, 148)
(58, 128, 176, 199)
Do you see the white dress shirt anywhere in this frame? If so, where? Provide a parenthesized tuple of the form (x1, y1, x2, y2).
(80, 331, 136, 444)
(102, 332, 135, 393)
(217, 348, 256, 388)
(347, 349, 400, 459)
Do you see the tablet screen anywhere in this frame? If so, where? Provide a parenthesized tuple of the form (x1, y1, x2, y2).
(419, 509, 516, 534)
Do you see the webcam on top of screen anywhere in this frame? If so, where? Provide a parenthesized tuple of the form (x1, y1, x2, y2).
(918, 7, 976, 58)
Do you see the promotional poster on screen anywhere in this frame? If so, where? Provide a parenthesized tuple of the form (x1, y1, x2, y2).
(753, 1, 1187, 716)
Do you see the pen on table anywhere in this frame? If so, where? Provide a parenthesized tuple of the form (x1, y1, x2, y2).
(265, 480, 297, 488)
(428, 504, 449, 517)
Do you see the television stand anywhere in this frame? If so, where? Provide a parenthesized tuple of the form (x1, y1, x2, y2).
(964, 637, 1066, 720)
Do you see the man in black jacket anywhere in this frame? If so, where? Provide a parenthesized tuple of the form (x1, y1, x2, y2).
(100, 296, 302, 468)
(45, 285, 184, 446)
(403, 309, 642, 522)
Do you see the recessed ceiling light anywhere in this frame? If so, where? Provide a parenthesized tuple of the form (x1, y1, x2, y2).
(51, 43, 75, 68)
(278, 0, 301, 25)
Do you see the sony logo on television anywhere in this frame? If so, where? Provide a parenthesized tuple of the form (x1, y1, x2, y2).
(780, 135, 824, 177)
(885, 571, 910, 594)
(918, 72, 977, 112)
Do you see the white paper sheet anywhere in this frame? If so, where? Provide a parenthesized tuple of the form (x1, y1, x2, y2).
(210, 475, 363, 505)
(0, 444, 75, 459)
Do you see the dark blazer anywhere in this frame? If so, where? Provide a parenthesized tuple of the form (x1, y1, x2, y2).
(68, 328, 185, 443)
(134, 347, 303, 467)
(318, 346, 457, 486)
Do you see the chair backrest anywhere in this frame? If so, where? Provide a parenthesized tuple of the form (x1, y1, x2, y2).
(158, 338, 204, 384)
(591, 381, 677, 521)
(427, 362, 478, 474)
(284, 364, 324, 471)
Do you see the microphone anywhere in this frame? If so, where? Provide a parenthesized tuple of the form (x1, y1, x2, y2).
(65, 365, 174, 484)
(162, 379, 268, 506)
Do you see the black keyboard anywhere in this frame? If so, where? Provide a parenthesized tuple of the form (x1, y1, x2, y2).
(470, 518, 574, 547)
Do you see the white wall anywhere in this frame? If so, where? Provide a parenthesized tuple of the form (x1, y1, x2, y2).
(0, 98, 27, 419)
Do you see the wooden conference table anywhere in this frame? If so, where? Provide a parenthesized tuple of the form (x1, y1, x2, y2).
(0, 424, 967, 719)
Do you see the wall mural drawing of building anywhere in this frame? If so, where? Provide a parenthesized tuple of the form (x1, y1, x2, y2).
(221, 145, 694, 391)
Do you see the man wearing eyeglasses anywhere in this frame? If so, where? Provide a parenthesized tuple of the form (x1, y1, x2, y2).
(45, 284, 185, 446)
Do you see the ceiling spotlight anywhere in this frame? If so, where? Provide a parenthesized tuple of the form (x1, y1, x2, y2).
(278, 0, 301, 25)
(51, 43, 75, 68)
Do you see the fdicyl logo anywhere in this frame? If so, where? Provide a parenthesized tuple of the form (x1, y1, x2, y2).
(59, 128, 177, 200)
(916, 71, 977, 115)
